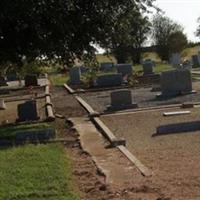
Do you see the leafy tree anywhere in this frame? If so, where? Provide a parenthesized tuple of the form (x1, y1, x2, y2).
(152, 14, 183, 60)
(168, 31, 187, 54)
(0, 0, 155, 68)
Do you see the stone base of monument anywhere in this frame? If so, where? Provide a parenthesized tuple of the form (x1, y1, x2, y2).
(107, 103, 138, 111)
(0, 128, 55, 146)
(156, 90, 197, 98)
(156, 121, 200, 135)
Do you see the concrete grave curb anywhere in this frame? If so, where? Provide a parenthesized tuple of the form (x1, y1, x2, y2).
(45, 84, 55, 122)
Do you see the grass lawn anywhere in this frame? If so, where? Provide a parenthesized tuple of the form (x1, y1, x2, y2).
(0, 144, 79, 200)
(49, 74, 69, 86)
(0, 123, 52, 140)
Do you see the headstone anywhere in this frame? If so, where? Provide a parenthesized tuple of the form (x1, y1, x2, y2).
(95, 74, 123, 87)
(0, 76, 8, 86)
(25, 75, 38, 87)
(116, 64, 133, 77)
(143, 61, 154, 75)
(160, 70, 193, 96)
(69, 67, 81, 85)
(17, 100, 39, 122)
(107, 89, 138, 111)
(0, 99, 6, 110)
(156, 121, 200, 135)
(170, 53, 181, 67)
(192, 55, 200, 68)
(7, 74, 18, 81)
(100, 62, 114, 71)
(79, 66, 88, 74)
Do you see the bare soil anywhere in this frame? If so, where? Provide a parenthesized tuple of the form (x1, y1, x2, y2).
(51, 86, 169, 200)
(101, 106, 200, 200)
(80, 81, 200, 113)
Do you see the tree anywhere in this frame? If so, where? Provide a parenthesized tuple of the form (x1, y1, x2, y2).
(196, 17, 200, 38)
(168, 31, 187, 54)
(152, 14, 184, 60)
(0, 0, 155, 68)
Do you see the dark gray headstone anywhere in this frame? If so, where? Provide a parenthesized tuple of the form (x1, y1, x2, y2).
(100, 63, 114, 71)
(0, 76, 8, 86)
(116, 64, 133, 77)
(96, 74, 123, 87)
(79, 66, 88, 74)
(69, 67, 81, 85)
(192, 55, 200, 68)
(160, 70, 192, 96)
(7, 74, 18, 81)
(143, 61, 154, 75)
(17, 100, 39, 122)
(156, 121, 200, 134)
(107, 90, 138, 111)
(170, 53, 181, 67)
(25, 75, 38, 87)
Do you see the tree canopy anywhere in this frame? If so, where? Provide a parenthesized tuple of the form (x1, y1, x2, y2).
(151, 14, 186, 61)
(0, 0, 155, 67)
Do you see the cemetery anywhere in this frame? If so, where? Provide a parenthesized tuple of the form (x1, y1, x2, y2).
(2, 1, 200, 199)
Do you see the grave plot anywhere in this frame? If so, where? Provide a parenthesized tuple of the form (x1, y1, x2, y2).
(79, 81, 200, 113)
(100, 107, 200, 199)
(0, 87, 47, 124)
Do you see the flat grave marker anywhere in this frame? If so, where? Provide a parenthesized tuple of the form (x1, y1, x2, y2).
(95, 74, 123, 87)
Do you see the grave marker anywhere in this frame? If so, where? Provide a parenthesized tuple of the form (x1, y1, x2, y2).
(116, 64, 133, 77)
(159, 70, 193, 97)
(143, 61, 154, 75)
(170, 53, 181, 67)
(95, 74, 123, 87)
(69, 67, 81, 85)
(25, 75, 38, 87)
(107, 89, 138, 111)
(17, 100, 39, 122)
(192, 54, 200, 68)
(100, 62, 114, 71)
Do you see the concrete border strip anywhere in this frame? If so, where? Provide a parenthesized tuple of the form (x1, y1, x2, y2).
(117, 145, 152, 177)
(63, 84, 76, 94)
(45, 84, 55, 122)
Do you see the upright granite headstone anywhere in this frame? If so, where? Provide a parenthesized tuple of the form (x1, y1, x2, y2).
(17, 100, 39, 122)
(170, 53, 181, 67)
(0, 76, 8, 86)
(69, 67, 81, 85)
(7, 73, 18, 81)
(143, 61, 154, 75)
(107, 90, 138, 111)
(116, 64, 133, 77)
(100, 62, 114, 71)
(160, 70, 192, 96)
(25, 75, 38, 87)
(192, 55, 200, 68)
(96, 74, 123, 87)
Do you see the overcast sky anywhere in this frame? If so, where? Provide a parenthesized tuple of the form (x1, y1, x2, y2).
(154, 0, 200, 42)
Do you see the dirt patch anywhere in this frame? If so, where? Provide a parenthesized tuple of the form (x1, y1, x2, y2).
(52, 86, 169, 200)
(101, 107, 200, 199)
(51, 86, 86, 118)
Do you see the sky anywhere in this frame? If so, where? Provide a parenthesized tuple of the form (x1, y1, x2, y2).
(154, 0, 200, 42)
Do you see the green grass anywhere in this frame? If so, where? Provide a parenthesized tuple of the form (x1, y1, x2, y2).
(0, 123, 52, 139)
(49, 74, 69, 86)
(0, 144, 79, 200)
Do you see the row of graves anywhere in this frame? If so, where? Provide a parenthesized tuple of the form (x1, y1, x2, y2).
(66, 59, 200, 198)
(0, 74, 55, 146)
(69, 60, 159, 88)
(170, 52, 200, 69)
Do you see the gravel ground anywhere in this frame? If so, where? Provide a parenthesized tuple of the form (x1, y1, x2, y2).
(80, 81, 200, 113)
(101, 106, 200, 200)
